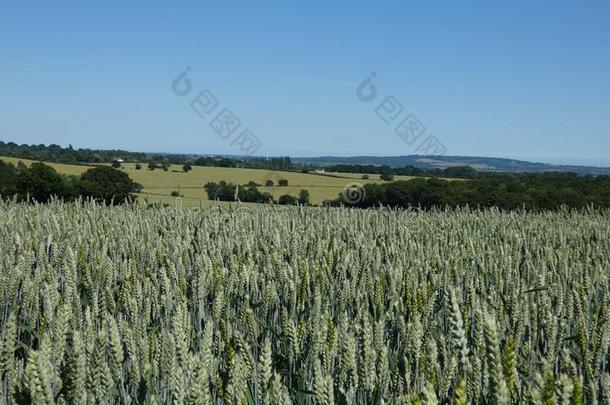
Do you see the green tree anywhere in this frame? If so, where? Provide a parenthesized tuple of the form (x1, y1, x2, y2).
(265, 180, 274, 186)
(16, 162, 68, 203)
(16, 160, 28, 174)
(278, 194, 298, 205)
(135, 163, 142, 170)
(0, 161, 18, 197)
(78, 166, 141, 204)
(298, 189, 310, 205)
(183, 163, 192, 173)
(278, 179, 289, 186)
(111, 160, 121, 169)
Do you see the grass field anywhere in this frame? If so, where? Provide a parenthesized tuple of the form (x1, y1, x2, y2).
(0, 157, 408, 206)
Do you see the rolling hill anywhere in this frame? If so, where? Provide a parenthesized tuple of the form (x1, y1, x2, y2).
(293, 155, 610, 175)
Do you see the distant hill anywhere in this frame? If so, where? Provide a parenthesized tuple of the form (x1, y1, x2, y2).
(3, 140, 609, 176)
(293, 155, 610, 176)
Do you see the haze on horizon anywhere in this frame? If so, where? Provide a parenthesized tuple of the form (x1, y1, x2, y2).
(2, 1, 609, 167)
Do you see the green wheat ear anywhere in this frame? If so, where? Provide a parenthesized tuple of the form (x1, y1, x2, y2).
(452, 377, 467, 405)
(0, 311, 18, 397)
(572, 378, 584, 405)
(422, 381, 439, 405)
(484, 314, 509, 405)
(24, 350, 54, 405)
(63, 331, 86, 403)
(259, 338, 273, 396)
(447, 287, 470, 375)
(542, 368, 556, 405)
(502, 335, 518, 398)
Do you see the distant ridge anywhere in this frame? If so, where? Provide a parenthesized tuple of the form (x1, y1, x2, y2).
(2, 140, 608, 176)
(292, 155, 610, 176)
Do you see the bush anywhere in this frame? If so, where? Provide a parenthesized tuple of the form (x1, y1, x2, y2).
(111, 161, 122, 169)
(204, 181, 272, 204)
(265, 180, 274, 187)
(148, 162, 158, 171)
(278, 179, 289, 186)
(135, 163, 142, 170)
(362, 174, 369, 180)
(380, 173, 394, 181)
(171, 191, 182, 197)
(183, 163, 192, 173)
(278, 194, 298, 205)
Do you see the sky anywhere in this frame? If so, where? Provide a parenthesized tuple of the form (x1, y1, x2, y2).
(1, 1, 610, 166)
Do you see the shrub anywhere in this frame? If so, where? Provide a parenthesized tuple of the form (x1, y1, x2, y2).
(204, 181, 272, 203)
(278, 194, 298, 205)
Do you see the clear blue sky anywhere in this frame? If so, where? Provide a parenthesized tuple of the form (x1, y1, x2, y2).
(2, 1, 609, 165)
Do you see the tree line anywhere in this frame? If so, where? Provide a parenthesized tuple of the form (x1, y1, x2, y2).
(0, 141, 302, 172)
(334, 172, 610, 210)
(0, 161, 141, 204)
(325, 163, 479, 179)
(204, 181, 310, 205)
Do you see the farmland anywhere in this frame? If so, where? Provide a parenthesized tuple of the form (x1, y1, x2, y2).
(0, 156, 409, 206)
(0, 201, 608, 403)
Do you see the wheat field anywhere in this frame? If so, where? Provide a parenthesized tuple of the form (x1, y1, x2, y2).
(0, 200, 608, 404)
